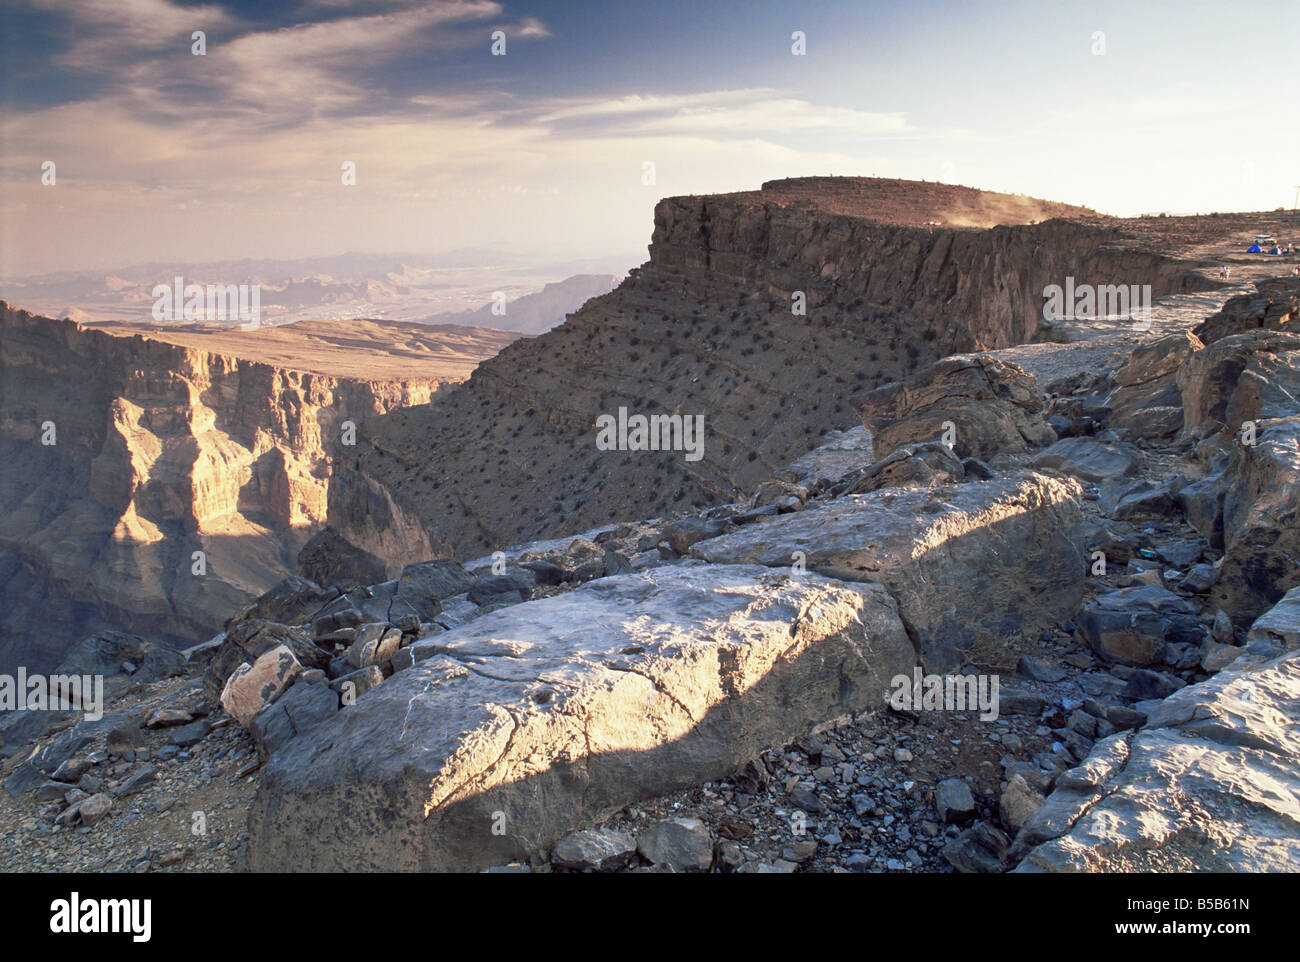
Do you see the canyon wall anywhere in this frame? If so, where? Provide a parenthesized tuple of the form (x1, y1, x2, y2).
(0, 304, 463, 672)
(327, 180, 1217, 566)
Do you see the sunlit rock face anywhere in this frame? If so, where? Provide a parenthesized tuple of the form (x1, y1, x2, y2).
(0, 303, 483, 672)
(689, 470, 1087, 673)
(246, 563, 914, 872)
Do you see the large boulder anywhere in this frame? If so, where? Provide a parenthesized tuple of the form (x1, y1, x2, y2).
(394, 560, 474, 620)
(246, 565, 914, 871)
(296, 527, 389, 589)
(203, 619, 330, 698)
(1076, 584, 1206, 666)
(1247, 585, 1300, 651)
(1108, 332, 1202, 441)
(690, 471, 1086, 672)
(835, 441, 965, 495)
(856, 355, 1056, 461)
(50, 630, 186, 691)
(1211, 416, 1300, 627)
(1176, 330, 1300, 440)
(1013, 648, 1300, 872)
(219, 643, 303, 727)
(1193, 277, 1300, 345)
(1031, 436, 1141, 485)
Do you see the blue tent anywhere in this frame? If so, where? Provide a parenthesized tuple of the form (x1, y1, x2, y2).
(1247, 244, 1263, 252)
(1269, 247, 1283, 255)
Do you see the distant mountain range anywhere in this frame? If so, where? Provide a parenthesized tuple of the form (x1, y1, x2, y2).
(0, 251, 635, 328)
(421, 274, 622, 333)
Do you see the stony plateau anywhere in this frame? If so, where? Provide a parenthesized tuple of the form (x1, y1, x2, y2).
(3, 179, 1299, 877)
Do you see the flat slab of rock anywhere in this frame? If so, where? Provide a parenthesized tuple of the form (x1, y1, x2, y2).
(1031, 436, 1141, 484)
(776, 425, 873, 488)
(690, 471, 1086, 672)
(1013, 648, 1300, 872)
(246, 564, 914, 872)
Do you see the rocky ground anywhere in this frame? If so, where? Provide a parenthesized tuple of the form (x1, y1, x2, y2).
(0, 674, 255, 873)
(2, 272, 1297, 873)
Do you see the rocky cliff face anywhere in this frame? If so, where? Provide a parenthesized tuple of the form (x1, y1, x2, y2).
(328, 178, 1215, 567)
(0, 303, 478, 672)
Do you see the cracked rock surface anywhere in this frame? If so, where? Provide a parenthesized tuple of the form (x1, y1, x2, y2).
(246, 564, 914, 871)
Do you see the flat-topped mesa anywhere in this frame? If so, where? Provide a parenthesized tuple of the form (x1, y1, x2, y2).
(751, 176, 1104, 227)
(0, 303, 505, 673)
(328, 180, 1216, 571)
(648, 178, 1214, 352)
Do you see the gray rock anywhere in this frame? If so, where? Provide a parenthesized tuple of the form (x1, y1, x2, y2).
(248, 682, 338, 761)
(859, 354, 1055, 461)
(1077, 584, 1203, 666)
(329, 666, 384, 704)
(789, 785, 826, 814)
(1032, 437, 1141, 484)
(998, 692, 1045, 716)
(247, 565, 914, 871)
(230, 576, 332, 630)
(690, 471, 1086, 672)
(1179, 563, 1217, 593)
(168, 719, 211, 748)
(838, 442, 965, 495)
(114, 764, 157, 797)
(1019, 656, 1066, 683)
(942, 821, 1011, 873)
(312, 607, 363, 641)
(34, 781, 76, 803)
(1210, 416, 1300, 625)
(1213, 609, 1235, 644)
(520, 560, 565, 587)
(1122, 669, 1185, 701)
(1016, 650, 1300, 871)
(468, 569, 537, 605)
(51, 758, 92, 783)
(50, 630, 186, 692)
(396, 560, 474, 619)
(1247, 586, 1300, 650)
(661, 517, 728, 555)
(636, 817, 714, 872)
(602, 550, 633, 577)
(1178, 475, 1226, 549)
(935, 778, 976, 824)
(551, 827, 637, 872)
(1154, 539, 1207, 570)
(1082, 698, 1146, 730)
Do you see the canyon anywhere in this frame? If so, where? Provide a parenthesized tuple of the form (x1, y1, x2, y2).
(2, 176, 1298, 876)
(0, 309, 518, 672)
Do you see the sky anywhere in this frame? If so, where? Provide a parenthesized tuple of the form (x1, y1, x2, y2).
(1, 0, 1297, 277)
